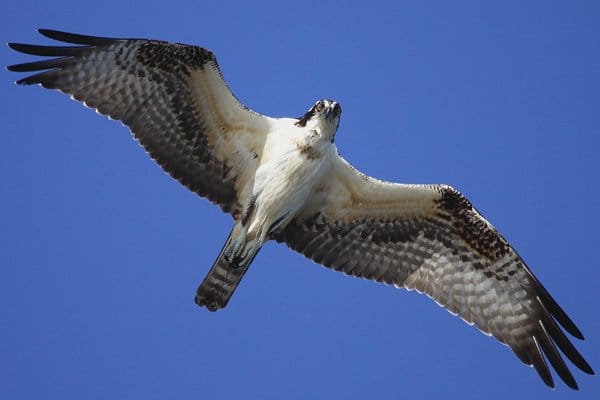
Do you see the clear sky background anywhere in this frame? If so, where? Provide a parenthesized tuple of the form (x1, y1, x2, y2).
(1, 1, 599, 399)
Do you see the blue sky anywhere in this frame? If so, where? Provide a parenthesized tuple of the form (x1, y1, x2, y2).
(1, 1, 599, 399)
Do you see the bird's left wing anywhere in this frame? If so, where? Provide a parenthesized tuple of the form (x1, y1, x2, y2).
(275, 155, 593, 389)
(8, 29, 274, 216)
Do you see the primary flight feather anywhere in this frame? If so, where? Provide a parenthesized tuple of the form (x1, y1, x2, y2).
(8, 29, 594, 390)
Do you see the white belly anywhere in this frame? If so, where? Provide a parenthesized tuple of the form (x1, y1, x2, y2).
(247, 143, 330, 238)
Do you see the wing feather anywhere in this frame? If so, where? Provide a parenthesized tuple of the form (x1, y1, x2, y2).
(8, 29, 274, 216)
(275, 155, 593, 388)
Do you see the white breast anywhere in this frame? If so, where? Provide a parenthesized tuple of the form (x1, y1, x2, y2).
(246, 121, 333, 237)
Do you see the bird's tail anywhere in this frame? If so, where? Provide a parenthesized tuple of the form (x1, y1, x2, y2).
(195, 224, 262, 311)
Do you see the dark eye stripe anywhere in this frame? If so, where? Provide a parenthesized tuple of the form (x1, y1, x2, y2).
(334, 103, 341, 116)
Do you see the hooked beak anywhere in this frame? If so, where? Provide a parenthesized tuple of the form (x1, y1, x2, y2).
(324, 103, 341, 120)
(325, 107, 334, 119)
(325, 106, 338, 120)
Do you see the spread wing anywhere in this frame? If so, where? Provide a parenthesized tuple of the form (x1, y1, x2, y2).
(8, 29, 274, 216)
(275, 155, 594, 389)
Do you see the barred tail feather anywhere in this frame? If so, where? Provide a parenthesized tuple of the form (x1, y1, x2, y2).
(195, 226, 261, 311)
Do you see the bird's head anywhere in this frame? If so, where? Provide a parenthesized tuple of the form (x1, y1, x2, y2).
(295, 99, 342, 142)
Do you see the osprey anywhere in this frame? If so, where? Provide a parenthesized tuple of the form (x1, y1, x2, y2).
(8, 30, 593, 390)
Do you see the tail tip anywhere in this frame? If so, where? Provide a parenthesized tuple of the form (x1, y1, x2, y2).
(195, 294, 222, 312)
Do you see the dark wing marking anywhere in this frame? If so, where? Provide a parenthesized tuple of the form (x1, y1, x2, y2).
(275, 155, 593, 389)
(8, 29, 274, 216)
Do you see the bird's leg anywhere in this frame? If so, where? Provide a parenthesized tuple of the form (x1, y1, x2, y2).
(222, 222, 263, 270)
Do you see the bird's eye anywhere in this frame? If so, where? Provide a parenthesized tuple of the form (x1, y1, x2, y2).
(333, 103, 341, 116)
(315, 102, 324, 112)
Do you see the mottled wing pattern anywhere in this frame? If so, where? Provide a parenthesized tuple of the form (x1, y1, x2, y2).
(8, 30, 273, 216)
(275, 156, 593, 389)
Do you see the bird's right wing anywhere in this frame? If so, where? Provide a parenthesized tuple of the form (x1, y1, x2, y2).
(8, 29, 275, 216)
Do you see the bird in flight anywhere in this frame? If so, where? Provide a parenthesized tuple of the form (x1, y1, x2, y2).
(8, 29, 593, 390)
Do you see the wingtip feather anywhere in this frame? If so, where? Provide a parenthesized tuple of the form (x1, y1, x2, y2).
(37, 28, 117, 46)
(38, 28, 66, 39)
(535, 296, 594, 376)
(6, 63, 21, 72)
(521, 263, 585, 339)
(531, 336, 555, 389)
(15, 77, 36, 85)
(536, 321, 579, 390)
